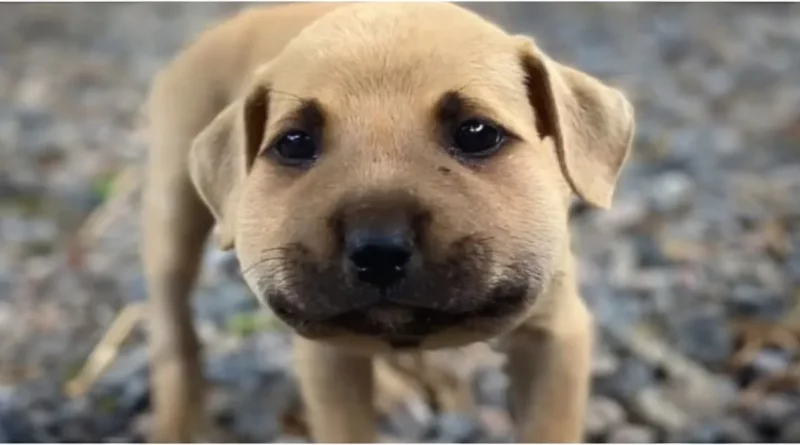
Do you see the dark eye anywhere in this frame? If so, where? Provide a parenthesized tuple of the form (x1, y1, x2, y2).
(272, 130, 318, 164)
(453, 119, 504, 157)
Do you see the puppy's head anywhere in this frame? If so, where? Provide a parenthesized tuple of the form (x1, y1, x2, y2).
(189, 3, 634, 352)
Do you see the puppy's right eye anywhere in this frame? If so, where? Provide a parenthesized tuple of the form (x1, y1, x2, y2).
(271, 130, 318, 165)
(452, 119, 505, 158)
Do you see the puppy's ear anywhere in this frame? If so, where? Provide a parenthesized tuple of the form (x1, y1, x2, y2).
(188, 84, 268, 249)
(517, 37, 635, 209)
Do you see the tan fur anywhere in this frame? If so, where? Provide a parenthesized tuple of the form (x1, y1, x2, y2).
(142, 2, 634, 442)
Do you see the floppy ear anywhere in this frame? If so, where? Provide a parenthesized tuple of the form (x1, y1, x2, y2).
(517, 37, 635, 209)
(188, 84, 268, 249)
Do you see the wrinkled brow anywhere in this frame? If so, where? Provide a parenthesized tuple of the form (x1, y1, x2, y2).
(272, 97, 326, 130)
(435, 90, 498, 124)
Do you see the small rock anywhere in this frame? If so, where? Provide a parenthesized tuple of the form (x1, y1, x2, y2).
(749, 394, 799, 440)
(273, 434, 311, 443)
(118, 375, 150, 415)
(594, 358, 655, 401)
(727, 285, 786, 320)
(681, 417, 759, 443)
(781, 418, 800, 442)
(478, 407, 513, 440)
(607, 423, 657, 443)
(106, 434, 137, 443)
(668, 307, 734, 368)
(473, 369, 508, 407)
(131, 412, 153, 441)
(0, 409, 41, 442)
(591, 345, 620, 378)
(719, 417, 760, 443)
(204, 248, 242, 281)
(650, 171, 694, 213)
(592, 197, 648, 231)
(223, 373, 297, 442)
(632, 387, 690, 433)
(384, 398, 435, 441)
(585, 396, 626, 438)
(428, 413, 483, 443)
(97, 345, 150, 391)
(660, 238, 709, 263)
(751, 350, 792, 377)
(633, 234, 670, 267)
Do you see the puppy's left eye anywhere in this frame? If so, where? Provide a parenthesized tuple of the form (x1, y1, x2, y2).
(453, 119, 505, 157)
(272, 130, 318, 165)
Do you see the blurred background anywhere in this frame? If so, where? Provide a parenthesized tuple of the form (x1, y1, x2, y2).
(1, 2, 800, 443)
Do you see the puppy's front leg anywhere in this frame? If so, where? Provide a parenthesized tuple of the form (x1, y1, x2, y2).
(293, 336, 377, 442)
(505, 289, 593, 443)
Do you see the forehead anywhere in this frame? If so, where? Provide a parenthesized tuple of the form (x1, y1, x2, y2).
(265, 5, 533, 130)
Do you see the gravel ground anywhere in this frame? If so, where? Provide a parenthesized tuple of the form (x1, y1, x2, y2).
(1, 2, 800, 443)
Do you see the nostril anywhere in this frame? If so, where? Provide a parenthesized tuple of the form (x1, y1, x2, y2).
(351, 244, 412, 272)
(347, 236, 413, 289)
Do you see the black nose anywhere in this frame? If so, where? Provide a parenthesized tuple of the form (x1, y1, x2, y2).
(346, 230, 414, 290)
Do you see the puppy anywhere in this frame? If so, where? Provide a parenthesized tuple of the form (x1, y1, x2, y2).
(141, 2, 634, 442)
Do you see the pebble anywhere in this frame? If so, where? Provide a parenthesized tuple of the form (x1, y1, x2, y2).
(682, 417, 758, 443)
(427, 413, 483, 443)
(749, 394, 799, 433)
(473, 369, 509, 407)
(667, 307, 735, 368)
(384, 398, 435, 441)
(781, 418, 800, 442)
(585, 396, 626, 438)
(130, 412, 153, 441)
(649, 171, 694, 213)
(595, 358, 655, 401)
(606, 423, 658, 443)
(632, 387, 690, 433)
(478, 407, 512, 440)
(727, 285, 786, 320)
(591, 344, 621, 378)
(750, 349, 793, 377)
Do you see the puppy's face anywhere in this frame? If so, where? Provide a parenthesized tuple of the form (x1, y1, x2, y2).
(190, 4, 634, 352)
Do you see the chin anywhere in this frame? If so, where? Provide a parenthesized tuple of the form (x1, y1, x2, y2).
(280, 301, 529, 354)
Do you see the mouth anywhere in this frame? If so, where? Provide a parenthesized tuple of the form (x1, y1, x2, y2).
(275, 280, 531, 345)
(253, 240, 539, 343)
(328, 301, 470, 338)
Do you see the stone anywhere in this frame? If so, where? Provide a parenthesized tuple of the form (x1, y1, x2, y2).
(594, 358, 655, 402)
(668, 307, 735, 369)
(384, 398, 435, 441)
(478, 407, 513, 440)
(585, 396, 626, 439)
(591, 344, 620, 379)
(749, 394, 798, 438)
(0, 408, 42, 442)
(592, 196, 648, 231)
(727, 285, 786, 320)
(633, 234, 670, 267)
(632, 387, 690, 433)
(428, 413, 483, 443)
(649, 171, 694, 213)
(606, 423, 657, 443)
(473, 368, 508, 407)
(780, 418, 800, 442)
(273, 434, 311, 443)
(716, 417, 759, 443)
(681, 417, 758, 443)
(751, 350, 792, 377)
(130, 412, 153, 442)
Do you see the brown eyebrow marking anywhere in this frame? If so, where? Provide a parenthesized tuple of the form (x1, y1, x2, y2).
(273, 97, 326, 130)
(435, 90, 497, 124)
(434, 90, 522, 144)
(261, 97, 327, 154)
